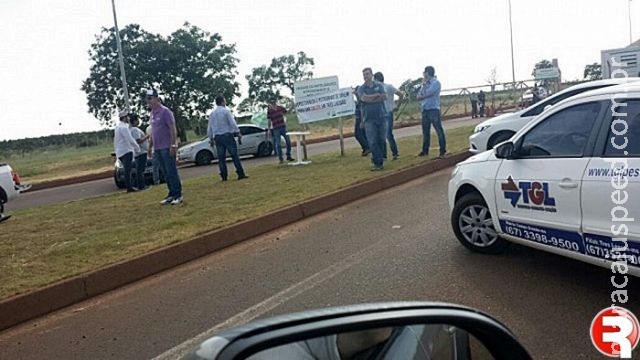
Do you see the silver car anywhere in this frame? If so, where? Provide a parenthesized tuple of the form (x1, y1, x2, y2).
(177, 124, 276, 166)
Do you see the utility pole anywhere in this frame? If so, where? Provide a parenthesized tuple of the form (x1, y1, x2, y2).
(111, 0, 131, 112)
(508, 0, 516, 84)
(629, 0, 634, 44)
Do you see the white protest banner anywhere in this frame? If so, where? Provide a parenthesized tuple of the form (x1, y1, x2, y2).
(294, 76, 339, 98)
(295, 88, 355, 124)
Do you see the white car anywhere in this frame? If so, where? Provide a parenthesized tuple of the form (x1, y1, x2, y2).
(450, 82, 640, 276)
(178, 124, 277, 166)
(0, 164, 30, 220)
(469, 78, 640, 153)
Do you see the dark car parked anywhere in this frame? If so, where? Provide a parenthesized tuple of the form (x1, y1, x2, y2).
(112, 155, 164, 189)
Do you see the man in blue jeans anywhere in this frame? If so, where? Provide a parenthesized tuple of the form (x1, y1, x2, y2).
(357, 67, 387, 171)
(146, 89, 183, 205)
(208, 95, 247, 181)
(416, 66, 446, 158)
(267, 99, 294, 164)
(353, 87, 370, 156)
(373, 71, 404, 160)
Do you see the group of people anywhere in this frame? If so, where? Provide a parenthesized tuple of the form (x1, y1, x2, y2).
(113, 65, 449, 204)
(114, 89, 183, 205)
(469, 90, 486, 119)
(354, 66, 447, 171)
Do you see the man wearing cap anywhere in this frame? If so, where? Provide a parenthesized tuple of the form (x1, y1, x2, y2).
(146, 89, 183, 205)
(114, 110, 141, 193)
(129, 114, 150, 190)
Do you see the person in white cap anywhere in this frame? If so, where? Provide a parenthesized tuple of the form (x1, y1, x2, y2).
(114, 110, 141, 192)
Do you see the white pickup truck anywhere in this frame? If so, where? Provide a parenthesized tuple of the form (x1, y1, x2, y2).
(0, 163, 30, 222)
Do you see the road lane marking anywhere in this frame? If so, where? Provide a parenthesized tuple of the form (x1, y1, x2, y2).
(153, 236, 392, 360)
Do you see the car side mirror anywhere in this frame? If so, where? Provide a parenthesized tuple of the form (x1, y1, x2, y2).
(495, 141, 515, 159)
(185, 302, 531, 360)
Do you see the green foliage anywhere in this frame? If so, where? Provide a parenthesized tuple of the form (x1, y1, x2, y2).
(82, 22, 240, 142)
(583, 62, 602, 81)
(399, 78, 423, 101)
(244, 51, 314, 109)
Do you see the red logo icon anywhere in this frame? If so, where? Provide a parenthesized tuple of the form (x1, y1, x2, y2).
(591, 307, 640, 358)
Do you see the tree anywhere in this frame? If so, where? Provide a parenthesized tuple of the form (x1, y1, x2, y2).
(486, 67, 498, 86)
(399, 78, 423, 101)
(583, 63, 602, 81)
(245, 51, 314, 107)
(531, 59, 553, 77)
(82, 23, 240, 142)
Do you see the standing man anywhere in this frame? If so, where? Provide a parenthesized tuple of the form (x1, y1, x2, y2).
(353, 86, 369, 156)
(146, 89, 183, 205)
(357, 68, 387, 171)
(532, 84, 541, 104)
(373, 72, 404, 160)
(207, 95, 248, 181)
(267, 99, 294, 164)
(478, 90, 486, 117)
(145, 123, 161, 185)
(416, 66, 446, 158)
(114, 110, 141, 193)
(129, 115, 150, 190)
(470, 92, 478, 118)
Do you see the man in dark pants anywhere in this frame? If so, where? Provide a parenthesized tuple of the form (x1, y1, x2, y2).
(373, 71, 404, 160)
(353, 86, 370, 156)
(416, 66, 446, 159)
(470, 92, 478, 118)
(357, 68, 387, 171)
(267, 99, 294, 164)
(146, 89, 183, 205)
(207, 95, 247, 181)
(114, 110, 141, 192)
(478, 90, 486, 117)
(129, 115, 150, 190)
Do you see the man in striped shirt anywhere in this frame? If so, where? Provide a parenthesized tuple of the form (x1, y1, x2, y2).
(267, 99, 294, 164)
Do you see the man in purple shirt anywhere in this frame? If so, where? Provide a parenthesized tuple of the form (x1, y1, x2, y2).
(146, 89, 183, 205)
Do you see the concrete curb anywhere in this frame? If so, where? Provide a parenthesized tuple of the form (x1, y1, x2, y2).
(0, 151, 472, 331)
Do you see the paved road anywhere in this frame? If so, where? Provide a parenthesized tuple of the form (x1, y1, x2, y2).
(10, 117, 480, 211)
(1, 169, 637, 359)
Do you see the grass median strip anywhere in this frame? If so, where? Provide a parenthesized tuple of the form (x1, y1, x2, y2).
(0, 126, 472, 300)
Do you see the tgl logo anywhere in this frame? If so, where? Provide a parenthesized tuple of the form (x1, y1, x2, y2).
(501, 176, 556, 208)
(591, 307, 640, 358)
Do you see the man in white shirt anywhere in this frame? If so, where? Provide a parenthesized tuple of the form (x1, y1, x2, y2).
(373, 71, 404, 160)
(114, 110, 141, 192)
(130, 115, 150, 190)
(207, 95, 247, 181)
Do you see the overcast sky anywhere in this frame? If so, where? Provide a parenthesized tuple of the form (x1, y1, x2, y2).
(1, 0, 638, 141)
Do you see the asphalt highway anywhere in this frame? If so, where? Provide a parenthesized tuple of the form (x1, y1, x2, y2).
(10, 117, 480, 211)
